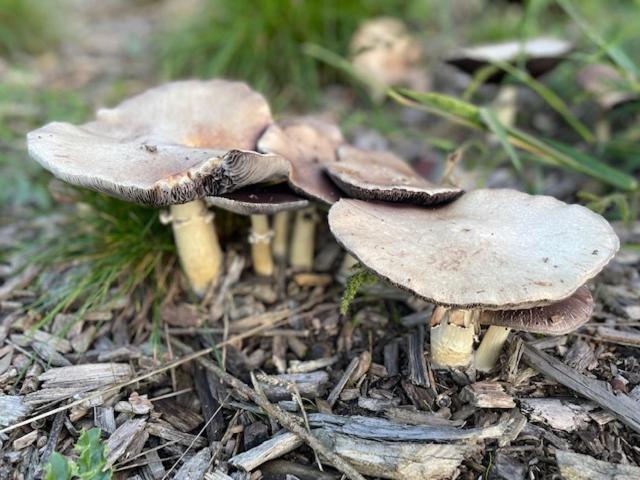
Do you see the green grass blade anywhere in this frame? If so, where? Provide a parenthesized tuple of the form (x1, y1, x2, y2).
(494, 60, 595, 143)
(479, 107, 522, 171)
(556, 0, 639, 80)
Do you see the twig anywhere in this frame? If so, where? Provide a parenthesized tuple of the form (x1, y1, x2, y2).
(171, 337, 365, 480)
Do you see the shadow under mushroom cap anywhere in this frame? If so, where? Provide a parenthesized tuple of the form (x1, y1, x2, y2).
(328, 189, 619, 310)
(27, 80, 290, 206)
(479, 285, 594, 335)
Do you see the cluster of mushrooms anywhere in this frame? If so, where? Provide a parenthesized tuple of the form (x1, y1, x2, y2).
(27, 77, 618, 373)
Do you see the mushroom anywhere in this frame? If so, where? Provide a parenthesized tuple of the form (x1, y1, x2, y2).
(446, 37, 573, 81)
(258, 117, 344, 271)
(27, 80, 289, 295)
(327, 145, 463, 205)
(446, 37, 572, 127)
(328, 189, 618, 369)
(577, 63, 637, 143)
(206, 184, 308, 276)
(349, 17, 429, 101)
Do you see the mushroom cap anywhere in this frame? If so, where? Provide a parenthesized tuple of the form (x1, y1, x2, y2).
(479, 285, 594, 334)
(27, 80, 289, 206)
(349, 17, 428, 92)
(577, 64, 637, 110)
(205, 183, 309, 215)
(447, 37, 572, 81)
(327, 145, 463, 206)
(328, 189, 619, 310)
(257, 117, 344, 204)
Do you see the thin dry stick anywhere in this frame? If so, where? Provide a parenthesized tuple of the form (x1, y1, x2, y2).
(171, 338, 365, 480)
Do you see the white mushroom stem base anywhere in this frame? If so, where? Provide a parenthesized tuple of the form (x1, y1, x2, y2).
(250, 214, 274, 277)
(169, 200, 222, 296)
(430, 307, 478, 369)
(475, 325, 511, 372)
(272, 211, 290, 261)
(289, 206, 316, 272)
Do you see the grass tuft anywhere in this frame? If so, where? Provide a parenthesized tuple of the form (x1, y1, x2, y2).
(24, 191, 175, 333)
(158, 0, 412, 108)
(0, 0, 60, 57)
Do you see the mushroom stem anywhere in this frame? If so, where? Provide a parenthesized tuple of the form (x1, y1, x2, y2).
(338, 253, 359, 281)
(250, 214, 274, 276)
(595, 117, 611, 144)
(475, 325, 511, 372)
(272, 211, 291, 261)
(169, 200, 222, 296)
(289, 206, 316, 272)
(493, 85, 518, 128)
(429, 307, 478, 369)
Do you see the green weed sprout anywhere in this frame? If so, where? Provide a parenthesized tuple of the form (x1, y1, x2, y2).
(44, 428, 111, 480)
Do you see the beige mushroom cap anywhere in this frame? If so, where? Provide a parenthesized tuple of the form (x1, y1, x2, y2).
(27, 80, 289, 206)
(349, 17, 428, 94)
(257, 117, 344, 204)
(328, 189, 619, 310)
(328, 145, 463, 206)
(480, 285, 594, 334)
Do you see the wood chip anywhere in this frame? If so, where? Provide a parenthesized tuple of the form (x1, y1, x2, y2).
(556, 450, 640, 480)
(307, 413, 517, 441)
(229, 432, 303, 472)
(38, 363, 133, 389)
(407, 327, 430, 388)
(155, 398, 202, 432)
(522, 343, 640, 433)
(147, 420, 208, 448)
(13, 429, 38, 450)
(596, 326, 640, 347)
(105, 418, 146, 467)
(173, 448, 212, 480)
(327, 357, 359, 407)
(459, 382, 515, 408)
(520, 398, 591, 432)
(315, 430, 474, 480)
(0, 395, 30, 427)
(259, 372, 329, 401)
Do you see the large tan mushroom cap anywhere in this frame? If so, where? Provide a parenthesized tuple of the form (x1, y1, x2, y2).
(27, 80, 290, 206)
(328, 146, 463, 206)
(257, 117, 344, 204)
(328, 189, 619, 310)
(480, 285, 594, 334)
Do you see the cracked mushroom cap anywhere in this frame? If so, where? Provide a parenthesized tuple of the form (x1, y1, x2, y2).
(447, 37, 572, 81)
(257, 117, 344, 204)
(328, 189, 619, 310)
(479, 285, 594, 334)
(205, 183, 309, 215)
(27, 80, 289, 206)
(327, 145, 463, 206)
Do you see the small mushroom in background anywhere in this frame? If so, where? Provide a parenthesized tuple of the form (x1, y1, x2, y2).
(446, 37, 572, 127)
(258, 116, 344, 272)
(349, 17, 430, 101)
(577, 63, 638, 143)
(328, 189, 618, 370)
(328, 145, 463, 206)
(206, 184, 308, 277)
(27, 80, 289, 295)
